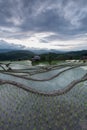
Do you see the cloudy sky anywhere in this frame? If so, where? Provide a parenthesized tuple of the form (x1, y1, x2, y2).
(0, 0, 87, 51)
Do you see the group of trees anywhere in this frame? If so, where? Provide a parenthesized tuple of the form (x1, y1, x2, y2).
(40, 51, 87, 64)
(0, 50, 87, 65)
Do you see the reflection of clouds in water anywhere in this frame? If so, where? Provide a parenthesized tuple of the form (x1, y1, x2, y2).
(80, 66, 87, 70)
(84, 81, 87, 85)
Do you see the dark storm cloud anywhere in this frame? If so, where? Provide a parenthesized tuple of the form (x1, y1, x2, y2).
(0, 0, 87, 50)
(19, 0, 87, 35)
(20, 0, 71, 33)
(0, 0, 86, 32)
(0, 40, 25, 49)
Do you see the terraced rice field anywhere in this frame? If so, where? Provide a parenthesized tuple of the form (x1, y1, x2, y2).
(0, 61, 87, 130)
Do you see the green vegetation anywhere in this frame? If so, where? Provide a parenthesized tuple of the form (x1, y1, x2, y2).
(0, 50, 87, 62)
(32, 60, 65, 66)
(40, 50, 87, 62)
(0, 50, 34, 61)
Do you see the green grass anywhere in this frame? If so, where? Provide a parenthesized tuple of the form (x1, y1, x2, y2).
(32, 60, 65, 66)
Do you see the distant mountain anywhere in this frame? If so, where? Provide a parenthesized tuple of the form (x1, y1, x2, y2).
(29, 48, 65, 54)
(0, 48, 65, 61)
(0, 48, 87, 61)
(66, 50, 87, 55)
(50, 49, 66, 54)
(0, 48, 65, 54)
(0, 49, 14, 53)
(0, 50, 34, 61)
